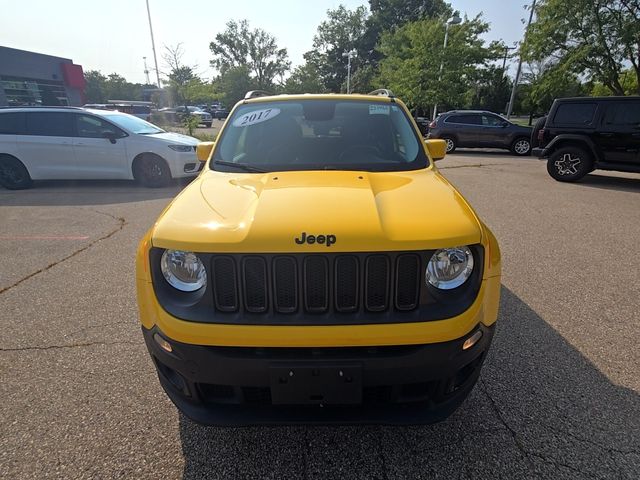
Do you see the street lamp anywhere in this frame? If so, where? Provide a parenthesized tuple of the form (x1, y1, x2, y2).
(432, 15, 462, 120)
(342, 49, 357, 94)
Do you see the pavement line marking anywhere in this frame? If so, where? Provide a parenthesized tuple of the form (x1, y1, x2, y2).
(0, 235, 90, 240)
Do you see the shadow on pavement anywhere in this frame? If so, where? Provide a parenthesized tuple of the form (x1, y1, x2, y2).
(0, 178, 193, 206)
(577, 173, 640, 193)
(177, 287, 639, 479)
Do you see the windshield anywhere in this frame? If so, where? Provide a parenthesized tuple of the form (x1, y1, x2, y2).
(188, 106, 203, 112)
(104, 114, 164, 134)
(212, 99, 427, 173)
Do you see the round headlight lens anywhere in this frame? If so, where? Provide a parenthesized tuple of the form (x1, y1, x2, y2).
(426, 246, 474, 290)
(160, 249, 207, 292)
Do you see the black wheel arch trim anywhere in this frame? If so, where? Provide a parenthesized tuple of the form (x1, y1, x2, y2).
(542, 135, 599, 160)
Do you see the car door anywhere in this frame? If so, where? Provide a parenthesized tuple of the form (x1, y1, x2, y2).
(596, 101, 640, 165)
(443, 114, 481, 146)
(72, 113, 129, 179)
(479, 114, 508, 147)
(18, 111, 77, 179)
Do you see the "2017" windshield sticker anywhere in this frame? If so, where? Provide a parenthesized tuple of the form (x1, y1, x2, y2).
(232, 108, 281, 127)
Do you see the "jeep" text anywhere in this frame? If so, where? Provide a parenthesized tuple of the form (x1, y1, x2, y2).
(294, 232, 336, 247)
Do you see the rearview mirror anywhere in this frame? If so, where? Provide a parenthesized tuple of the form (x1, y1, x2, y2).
(196, 141, 215, 162)
(425, 139, 447, 161)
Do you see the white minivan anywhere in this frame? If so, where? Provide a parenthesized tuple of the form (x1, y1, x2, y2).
(0, 107, 202, 189)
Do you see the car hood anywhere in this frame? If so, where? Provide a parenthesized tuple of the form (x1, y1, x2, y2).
(151, 169, 482, 252)
(144, 132, 199, 145)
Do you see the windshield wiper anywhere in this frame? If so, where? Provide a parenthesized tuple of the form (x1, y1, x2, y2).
(213, 160, 268, 173)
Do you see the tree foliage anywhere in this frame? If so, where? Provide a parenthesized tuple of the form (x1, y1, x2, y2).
(377, 15, 502, 111)
(303, 5, 371, 92)
(83, 70, 153, 103)
(210, 20, 290, 90)
(522, 0, 640, 95)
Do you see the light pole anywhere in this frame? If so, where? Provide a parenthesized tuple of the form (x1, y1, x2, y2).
(432, 15, 462, 120)
(342, 49, 357, 94)
(506, 0, 537, 119)
(146, 0, 161, 88)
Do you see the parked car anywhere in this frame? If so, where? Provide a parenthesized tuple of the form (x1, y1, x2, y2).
(532, 96, 640, 182)
(158, 106, 213, 127)
(414, 116, 430, 136)
(83, 102, 153, 121)
(136, 89, 502, 426)
(0, 106, 201, 189)
(212, 108, 229, 120)
(427, 110, 533, 156)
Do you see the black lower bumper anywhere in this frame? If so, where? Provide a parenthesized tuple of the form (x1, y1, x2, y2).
(142, 324, 495, 426)
(532, 147, 546, 158)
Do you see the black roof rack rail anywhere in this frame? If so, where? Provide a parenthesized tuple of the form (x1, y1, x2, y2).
(244, 90, 272, 100)
(368, 89, 395, 98)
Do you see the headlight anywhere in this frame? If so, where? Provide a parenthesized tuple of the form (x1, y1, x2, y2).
(168, 144, 193, 152)
(160, 250, 207, 291)
(426, 246, 474, 290)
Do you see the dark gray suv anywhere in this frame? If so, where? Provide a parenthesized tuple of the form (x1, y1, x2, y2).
(427, 110, 533, 156)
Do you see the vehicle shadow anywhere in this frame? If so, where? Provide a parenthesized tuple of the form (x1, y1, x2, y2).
(177, 287, 639, 479)
(577, 173, 640, 193)
(0, 178, 193, 206)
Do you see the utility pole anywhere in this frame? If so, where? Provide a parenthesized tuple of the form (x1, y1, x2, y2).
(143, 57, 150, 85)
(146, 0, 161, 88)
(506, 0, 536, 119)
(502, 46, 517, 72)
(342, 50, 357, 94)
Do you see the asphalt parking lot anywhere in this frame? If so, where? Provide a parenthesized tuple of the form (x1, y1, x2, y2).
(1, 152, 639, 479)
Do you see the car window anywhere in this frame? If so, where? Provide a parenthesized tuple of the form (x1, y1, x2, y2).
(0, 112, 26, 135)
(482, 114, 505, 126)
(603, 102, 640, 127)
(213, 100, 427, 172)
(75, 114, 124, 138)
(553, 103, 597, 125)
(25, 112, 74, 137)
(445, 114, 481, 125)
(103, 114, 163, 135)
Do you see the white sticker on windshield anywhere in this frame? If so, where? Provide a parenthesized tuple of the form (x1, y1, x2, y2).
(232, 108, 281, 127)
(369, 105, 390, 115)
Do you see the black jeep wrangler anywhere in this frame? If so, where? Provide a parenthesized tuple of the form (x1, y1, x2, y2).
(532, 97, 640, 182)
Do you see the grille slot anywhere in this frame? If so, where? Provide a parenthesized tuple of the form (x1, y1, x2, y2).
(242, 257, 268, 313)
(365, 255, 390, 312)
(212, 256, 238, 312)
(304, 256, 329, 313)
(273, 256, 298, 313)
(395, 254, 420, 310)
(335, 256, 359, 312)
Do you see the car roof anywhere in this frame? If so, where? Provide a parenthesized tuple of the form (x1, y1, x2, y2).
(553, 96, 635, 103)
(0, 106, 84, 113)
(441, 110, 496, 115)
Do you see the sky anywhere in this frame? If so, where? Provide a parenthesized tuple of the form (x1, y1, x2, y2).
(0, 0, 532, 84)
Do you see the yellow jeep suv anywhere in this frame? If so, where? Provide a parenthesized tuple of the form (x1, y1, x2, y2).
(136, 90, 501, 425)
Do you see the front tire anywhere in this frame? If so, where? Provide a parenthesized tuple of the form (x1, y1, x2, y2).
(443, 137, 456, 153)
(0, 155, 32, 190)
(547, 146, 593, 182)
(204, 122, 212, 128)
(511, 137, 531, 156)
(133, 154, 172, 188)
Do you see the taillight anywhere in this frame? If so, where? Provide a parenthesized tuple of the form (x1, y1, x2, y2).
(428, 120, 437, 129)
(537, 129, 545, 141)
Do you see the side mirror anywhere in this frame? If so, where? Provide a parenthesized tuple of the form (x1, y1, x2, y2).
(102, 131, 117, 144)
(500, 121, 509, 128)
(196, 141, 215, 162)
(425, 139, 447, 161)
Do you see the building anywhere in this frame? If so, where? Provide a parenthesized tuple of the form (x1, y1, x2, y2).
(0, 46, 85, 107)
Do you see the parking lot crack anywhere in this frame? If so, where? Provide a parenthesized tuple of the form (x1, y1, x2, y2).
(0, 214, 125, 296)
(439, 163, 503, 170)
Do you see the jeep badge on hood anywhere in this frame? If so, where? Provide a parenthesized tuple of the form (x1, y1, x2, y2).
(295, 232, 336, 247)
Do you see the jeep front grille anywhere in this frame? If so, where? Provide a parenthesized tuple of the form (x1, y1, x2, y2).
(209, 252, 421, 315)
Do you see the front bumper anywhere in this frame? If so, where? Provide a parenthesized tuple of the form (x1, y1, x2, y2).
(143, 323, 495, 426)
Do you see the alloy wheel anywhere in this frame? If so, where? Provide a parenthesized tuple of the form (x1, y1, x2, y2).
(555, 153, 581, 175)
(514, 140, 530, 155)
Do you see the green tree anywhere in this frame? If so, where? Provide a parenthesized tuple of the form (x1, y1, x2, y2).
(303, 5, 370, 92)
(162, 43, 199, 107)
(210, 20, 290, 90)
(84, 70, 107, 103)
(284, 63, 326, 94)
(377, 15, 502, 112)
(213, 65, 257, 108)
(519, 60, 586, 116)
(522, 0, 640, 95)
(466, 67, 513, 113)
(368, 0, 452, 32)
